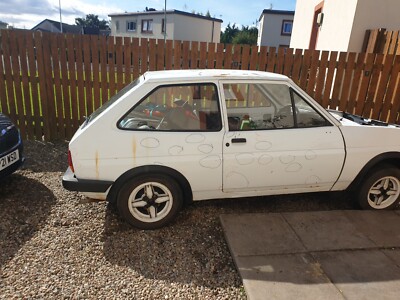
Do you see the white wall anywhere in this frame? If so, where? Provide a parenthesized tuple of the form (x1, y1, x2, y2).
(290, 0, 321, 49)
(349, 0, 400, 52)
(258, 13, 293, 47)
(111, 14, 172, 40)
(110, 13, 221, 43)
(291, 0, 400, 52)
(173, 14, 221, 43)
(316, 0, 358, 52)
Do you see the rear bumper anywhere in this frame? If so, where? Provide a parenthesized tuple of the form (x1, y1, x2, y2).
(62, 167, 113, 193)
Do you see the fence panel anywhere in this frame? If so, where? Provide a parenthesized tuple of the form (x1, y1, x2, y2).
(364, 28, 400, 55)
(1, 29, 400, 142)
(10, 30, 27, 139)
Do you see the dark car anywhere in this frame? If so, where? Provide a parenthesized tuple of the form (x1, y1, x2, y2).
(0, 113, 24, 180)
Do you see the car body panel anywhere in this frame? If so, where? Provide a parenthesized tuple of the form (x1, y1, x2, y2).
(333, 125, 400, 190)
(222, 126, 345, 193)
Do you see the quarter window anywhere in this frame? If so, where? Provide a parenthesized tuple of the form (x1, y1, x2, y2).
(141, 19, 153, 33)
(223, 83, 328, 130)
(119, 84, 222, 131)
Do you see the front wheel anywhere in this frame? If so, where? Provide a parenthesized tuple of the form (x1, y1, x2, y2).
(357, 165, 400, 210)
(117, 175, 183, 229)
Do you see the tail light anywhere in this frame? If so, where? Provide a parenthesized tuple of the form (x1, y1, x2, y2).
(68, 150, 75, 173)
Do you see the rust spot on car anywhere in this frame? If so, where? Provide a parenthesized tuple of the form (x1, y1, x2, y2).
(95, 151, 99, 179)
(132, 138, 137, 164)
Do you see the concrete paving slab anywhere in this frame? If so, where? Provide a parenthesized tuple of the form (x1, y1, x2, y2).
(382, 249, 400, 268)
(235, 253, 344, 300)
(220, 211, 400, 300)
(314, 250, 400, 300)
(343, 211, 400, 248)
(220, 213, 305, 256)
(282, 211, 375, 251)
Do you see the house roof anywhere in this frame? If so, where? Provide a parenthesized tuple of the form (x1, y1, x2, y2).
(109, 9, 223, 23)
(259, 9, 295, 21)
(31, 19, 83, 34)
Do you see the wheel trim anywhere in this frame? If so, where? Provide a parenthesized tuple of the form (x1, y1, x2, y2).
(367, 176, 400, 209)
(128, 182, 173, 223)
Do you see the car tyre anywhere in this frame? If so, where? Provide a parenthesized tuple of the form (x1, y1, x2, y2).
(117, 174, 183, 229)
(357, 165, 400, 210)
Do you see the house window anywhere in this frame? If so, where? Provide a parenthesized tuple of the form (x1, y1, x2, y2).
(141, 19, 153, 33)
(127, 21, 137, 32)
(116, 21, 119, 31)
(162, 18, 165, 33)
(281, 20, 293, 36)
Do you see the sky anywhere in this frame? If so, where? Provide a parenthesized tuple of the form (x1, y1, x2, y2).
(0, 0, 296, 30)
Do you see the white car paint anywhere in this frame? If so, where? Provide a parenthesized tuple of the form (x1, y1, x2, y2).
(66, 69, 400, 202)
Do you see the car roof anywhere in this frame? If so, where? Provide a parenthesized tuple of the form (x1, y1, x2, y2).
(142, 69, 288, 83)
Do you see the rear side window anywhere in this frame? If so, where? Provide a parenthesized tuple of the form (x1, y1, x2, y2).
(119, 83, 222, 131)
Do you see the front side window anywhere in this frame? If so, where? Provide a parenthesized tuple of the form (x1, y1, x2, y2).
(119, 83, 222, 131)
(223, 83, 329, 131)
(141, 19, 153, 33)
(127, 21, 136, 32)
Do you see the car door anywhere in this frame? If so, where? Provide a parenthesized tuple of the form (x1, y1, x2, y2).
(114, 82, 225, 201)
(220, 80, 346, 194)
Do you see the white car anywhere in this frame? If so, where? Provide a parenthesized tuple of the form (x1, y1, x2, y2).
(62, 69, 400, 229)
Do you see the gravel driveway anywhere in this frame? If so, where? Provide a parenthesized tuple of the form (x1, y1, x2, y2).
(0, 140, 356, 299)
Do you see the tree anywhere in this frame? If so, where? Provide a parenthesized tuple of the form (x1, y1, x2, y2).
(220, 23, 240, 44)
(233, 26, 258, 45)
(75, 14, 109, 29)
(221, 24, 258, 45)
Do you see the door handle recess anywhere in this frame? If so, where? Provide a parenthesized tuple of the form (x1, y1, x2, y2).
(231, 138, 247, 143)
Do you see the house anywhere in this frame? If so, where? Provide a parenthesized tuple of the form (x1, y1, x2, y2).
(31, 19, 83, 34)
(108, 9, 222, 43)
(257, 9, 295, 48)
(290, 0, 400, 52)
(0, 21, 8, 30)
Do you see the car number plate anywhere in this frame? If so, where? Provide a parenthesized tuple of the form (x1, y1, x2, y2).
(0, 149, 19, 171)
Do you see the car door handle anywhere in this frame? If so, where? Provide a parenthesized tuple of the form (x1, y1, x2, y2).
(231, 138, 247, 143)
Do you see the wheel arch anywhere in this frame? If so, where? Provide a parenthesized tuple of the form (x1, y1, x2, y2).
(107, 165, 193, 205)
(348, 152, 400, 191)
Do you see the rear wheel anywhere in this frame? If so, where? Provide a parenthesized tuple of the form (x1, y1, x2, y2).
(357, 165, 400, 210)
(117, 174, 183, 229)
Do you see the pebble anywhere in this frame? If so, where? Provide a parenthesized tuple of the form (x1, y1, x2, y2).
(0, 140, 355, 299)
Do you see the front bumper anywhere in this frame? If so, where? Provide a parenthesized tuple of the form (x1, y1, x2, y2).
(0, 143, 25, 181)
(62, 167, 113, 193)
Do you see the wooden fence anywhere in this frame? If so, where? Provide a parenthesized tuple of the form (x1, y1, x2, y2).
(363, 28, 400, 55)
(1, 29, 400, 141)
